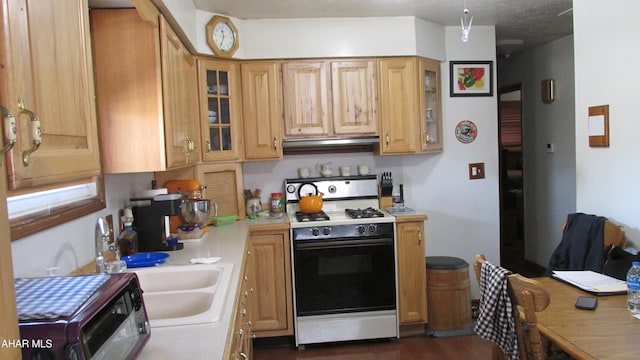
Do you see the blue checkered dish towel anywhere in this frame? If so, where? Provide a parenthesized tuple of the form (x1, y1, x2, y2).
(474, 261, 518, 360)
(15, 274, 110, 321)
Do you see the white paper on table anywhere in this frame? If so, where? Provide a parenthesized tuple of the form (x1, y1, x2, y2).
(588, 115, 605, 136)
(552, 270, 627, 293)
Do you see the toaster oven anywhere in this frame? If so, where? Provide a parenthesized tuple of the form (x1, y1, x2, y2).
(16, 272, 150, 359)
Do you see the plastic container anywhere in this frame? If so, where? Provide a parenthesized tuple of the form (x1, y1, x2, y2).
(270, 192, 284, 216)
(212, 215, 237, 226)
(627, 262, 640, 314)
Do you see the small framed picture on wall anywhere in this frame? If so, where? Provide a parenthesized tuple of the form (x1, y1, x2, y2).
(450, 61, 493, 97)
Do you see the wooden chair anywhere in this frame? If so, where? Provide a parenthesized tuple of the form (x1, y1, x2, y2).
(474, 254, 551, 360)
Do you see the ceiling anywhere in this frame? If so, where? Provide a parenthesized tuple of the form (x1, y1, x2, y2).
(191, 0, 573, 57)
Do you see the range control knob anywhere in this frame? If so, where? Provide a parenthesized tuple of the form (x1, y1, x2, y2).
(368, 224, 378, 233)
(328, 185, 337, 194)
(311, 228, 320, 236)
(322, 227, 331, 236)
(286, 184, 296, 194)
(357, 225, 366, 234)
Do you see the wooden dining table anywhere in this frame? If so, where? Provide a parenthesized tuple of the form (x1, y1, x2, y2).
(534, 277, 640, 359)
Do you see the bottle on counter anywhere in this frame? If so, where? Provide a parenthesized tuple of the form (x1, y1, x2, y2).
(270, 192, 284, 217)
(627, 261, 640, 314)
(117, 208, 138, 257)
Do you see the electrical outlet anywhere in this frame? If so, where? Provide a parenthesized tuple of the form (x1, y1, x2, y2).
(469, 163, 485, 180)
(546, 143, 555, 153)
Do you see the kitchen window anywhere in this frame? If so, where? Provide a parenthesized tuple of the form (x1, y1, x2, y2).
(7, 176, 105, 240)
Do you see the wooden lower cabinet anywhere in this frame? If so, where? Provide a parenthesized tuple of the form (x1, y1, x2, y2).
(247, 225, 294, 337)
(396, 215, 428, 326)
(226, 247, 253, 360)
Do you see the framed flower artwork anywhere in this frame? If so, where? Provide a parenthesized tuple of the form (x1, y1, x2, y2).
(450, 61, 493, 97)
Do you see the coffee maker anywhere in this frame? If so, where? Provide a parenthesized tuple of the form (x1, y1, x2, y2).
(130, 194, 183, 251)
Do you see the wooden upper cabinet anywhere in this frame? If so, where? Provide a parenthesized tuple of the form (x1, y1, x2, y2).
(91, 8, 199, 173)
(331, 60, 378, 135)
(241, 61, 283, 160)
(283, 59, 378, 139)
(283, 61, 332, 137)
(161, 17, 200, 167)
(377, 57, 420, 154)
(0, 0, 101, 190)
(197, 58, 242, 162)
(419, 58, 443, 153)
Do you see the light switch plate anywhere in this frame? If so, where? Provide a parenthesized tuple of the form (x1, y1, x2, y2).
(469, 163, 485, 180)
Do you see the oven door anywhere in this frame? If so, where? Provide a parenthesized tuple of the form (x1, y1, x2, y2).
(293, 236, 396, 316)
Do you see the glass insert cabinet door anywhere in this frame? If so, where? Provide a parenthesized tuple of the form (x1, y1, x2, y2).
(420, 58, 442, 153)
(198, 59, 241, 161)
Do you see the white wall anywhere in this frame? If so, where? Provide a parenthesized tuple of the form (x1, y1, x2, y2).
(574, 1, 640, 247)
(498, 35, 576, 267)
(438, 26, 499, 295)
(191, 11, 445, 60)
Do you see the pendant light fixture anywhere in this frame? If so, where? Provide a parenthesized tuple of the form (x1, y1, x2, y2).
(461, 0, 473, 42)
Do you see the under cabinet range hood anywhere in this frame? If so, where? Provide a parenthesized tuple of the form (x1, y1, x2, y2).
(282, 136, 379, 154)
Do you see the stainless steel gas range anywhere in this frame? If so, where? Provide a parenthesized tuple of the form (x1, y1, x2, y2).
(284, 175, 398, 347)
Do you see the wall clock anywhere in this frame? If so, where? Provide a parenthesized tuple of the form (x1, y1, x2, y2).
(206, 15, 239, 58)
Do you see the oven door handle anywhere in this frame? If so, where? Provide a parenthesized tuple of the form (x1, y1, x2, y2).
(294, 237, 393, 250)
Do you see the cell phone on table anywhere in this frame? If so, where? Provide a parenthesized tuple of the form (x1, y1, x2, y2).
(575, 296, 598, 310)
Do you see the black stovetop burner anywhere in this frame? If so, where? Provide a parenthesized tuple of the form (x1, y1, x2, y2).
(345, 207, 385, 219)
(295, 211, 330, 222)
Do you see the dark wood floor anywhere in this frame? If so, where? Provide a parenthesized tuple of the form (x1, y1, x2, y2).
(253, 334, 493, 359)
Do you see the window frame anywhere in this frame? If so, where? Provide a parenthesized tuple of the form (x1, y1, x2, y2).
(8, 176, 106, 240)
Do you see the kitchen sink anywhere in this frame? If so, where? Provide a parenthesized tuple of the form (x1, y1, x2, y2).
(143, 291, 214, 319)
(133, 262, 233, 327)
(135, 266, 222, 292)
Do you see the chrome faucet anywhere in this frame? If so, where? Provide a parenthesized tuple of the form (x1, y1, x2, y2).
(95, 217, 111, 273)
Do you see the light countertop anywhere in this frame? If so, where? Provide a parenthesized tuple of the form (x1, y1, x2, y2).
(137, 215, 289, 359)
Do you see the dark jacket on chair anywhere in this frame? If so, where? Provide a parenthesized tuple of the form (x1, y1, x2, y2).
(544, 213, 607, 276)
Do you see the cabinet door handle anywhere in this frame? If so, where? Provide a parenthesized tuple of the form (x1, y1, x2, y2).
(238, 328, 247, 359)
(385, 131, 390, 146)
(272, 136, 278, 151)
(206, 139, 211, 153)
(183, 136, 196, 161)
(418, 230, 423, 245)
(0, 105, 17, 166)
(18, 98, 41, 166)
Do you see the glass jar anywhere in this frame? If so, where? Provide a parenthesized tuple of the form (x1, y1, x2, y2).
(246, 198, 261, 217)
(270, 192, 284, 216)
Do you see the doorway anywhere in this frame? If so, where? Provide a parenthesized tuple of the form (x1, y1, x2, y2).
(498, 84, 525, 274)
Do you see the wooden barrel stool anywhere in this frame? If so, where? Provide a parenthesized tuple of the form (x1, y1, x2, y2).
(426, 256, 472, 331)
